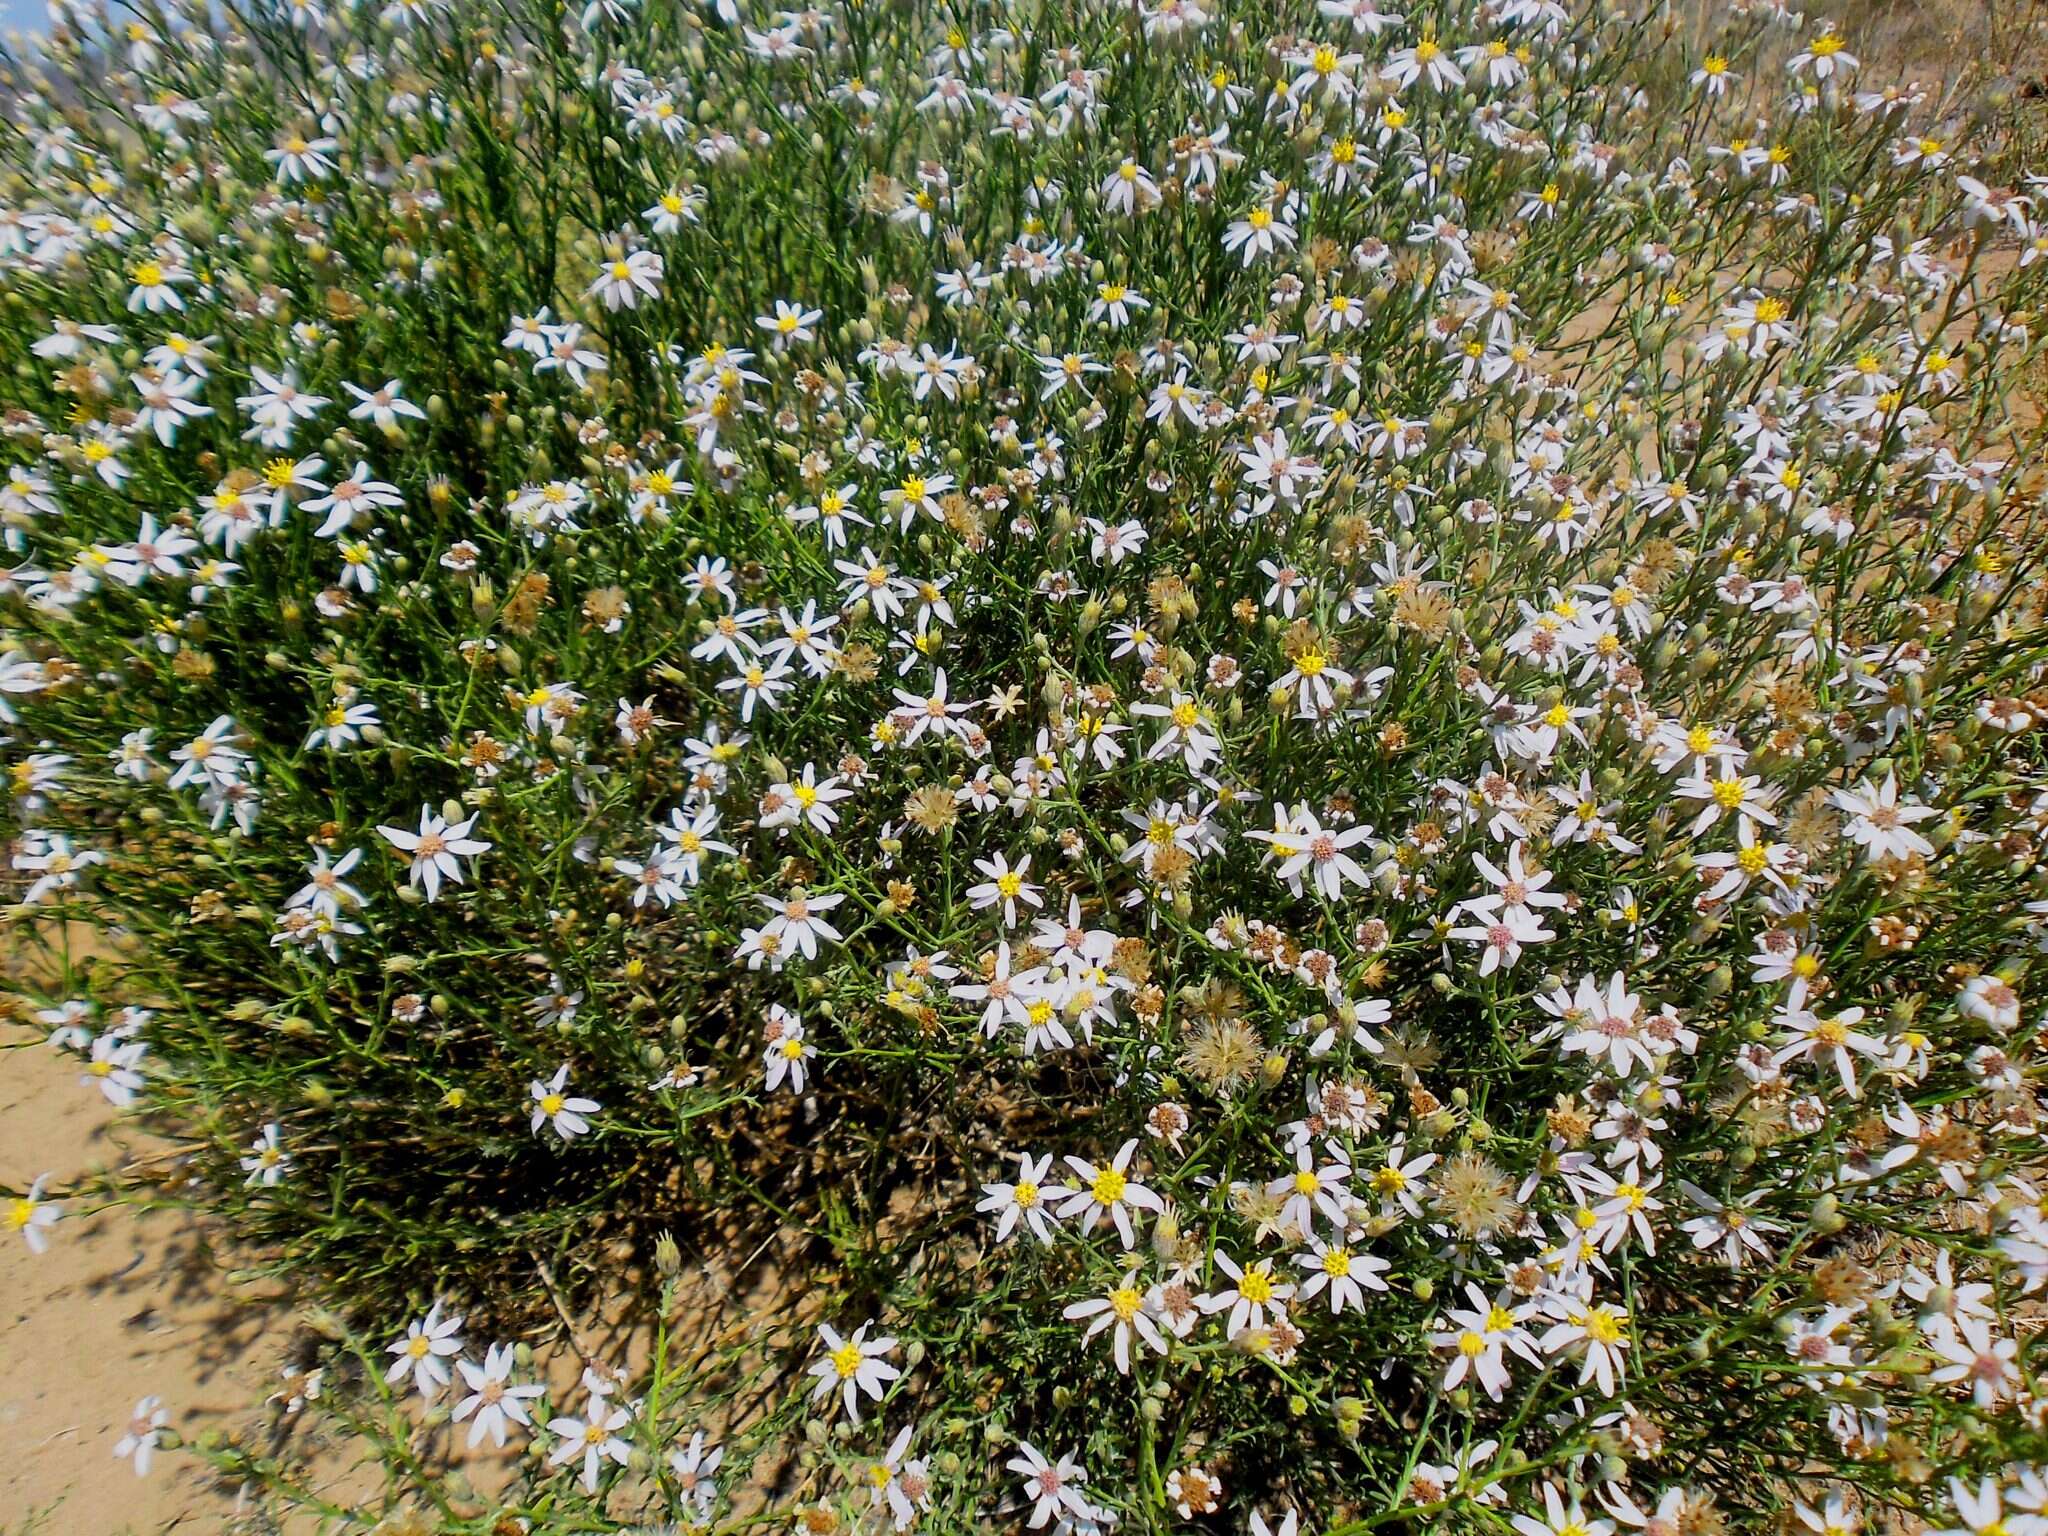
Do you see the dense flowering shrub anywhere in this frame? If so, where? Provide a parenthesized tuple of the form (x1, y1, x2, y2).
(6, 0, 2048, 1529)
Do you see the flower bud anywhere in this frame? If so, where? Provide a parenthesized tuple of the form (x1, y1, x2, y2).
(1808, 1193, 1844, 1234)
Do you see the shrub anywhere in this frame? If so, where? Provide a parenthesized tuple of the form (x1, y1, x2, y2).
(4, 0, 2048, 1531)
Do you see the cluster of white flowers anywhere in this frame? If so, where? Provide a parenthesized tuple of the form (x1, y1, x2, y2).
(3, 0, 2048, 1531)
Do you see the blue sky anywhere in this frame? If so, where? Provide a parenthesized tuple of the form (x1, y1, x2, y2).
(0, 0, 43, 37)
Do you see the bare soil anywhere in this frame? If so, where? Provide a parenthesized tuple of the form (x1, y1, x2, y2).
(0, 1024, 297, 1534)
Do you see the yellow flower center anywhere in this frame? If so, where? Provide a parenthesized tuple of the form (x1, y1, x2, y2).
(1582, 1308, 1623, 1344)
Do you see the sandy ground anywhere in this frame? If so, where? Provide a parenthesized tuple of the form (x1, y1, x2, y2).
(0, 1025, 292, 1536)
(0, 1011, 806, 1535)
